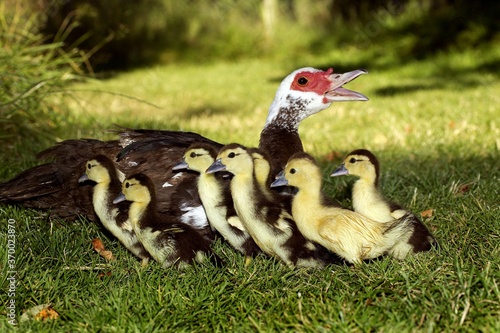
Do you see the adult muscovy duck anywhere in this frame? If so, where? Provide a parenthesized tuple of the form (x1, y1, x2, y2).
(0, 67, 368, 231)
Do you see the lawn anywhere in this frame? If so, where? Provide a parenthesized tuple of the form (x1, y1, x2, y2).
(1, 46, 499, 332)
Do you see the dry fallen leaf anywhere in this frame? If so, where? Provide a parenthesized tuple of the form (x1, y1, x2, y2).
(92, 238, 115, 261)
(92, 238, 105, 252)
(35, 307, 60, 321)
(20, 304, 59, 322)
(420, 209, 434, 218)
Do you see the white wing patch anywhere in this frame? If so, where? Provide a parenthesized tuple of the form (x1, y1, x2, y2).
(180, 203, 208, 229)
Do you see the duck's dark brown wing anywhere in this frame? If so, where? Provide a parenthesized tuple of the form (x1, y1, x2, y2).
(114, 130, 224, 239)
(117, 129, 223, 161)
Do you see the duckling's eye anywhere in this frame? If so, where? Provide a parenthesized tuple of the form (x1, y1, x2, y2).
(87, 163, 92, 169)
(297, 77, 308, 86)
(125, 182, 130, 188)
(190, 152, 196, 158)
(290, 168, 296, 174)
(228, 152, 236, 158)
(349, 158, 357, 164)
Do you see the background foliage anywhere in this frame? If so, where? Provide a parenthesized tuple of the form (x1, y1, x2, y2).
(27, 0, 500, 69)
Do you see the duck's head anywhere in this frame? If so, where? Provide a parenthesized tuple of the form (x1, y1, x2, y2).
(78, 155, 114, 184)
(271, 152, 320, 189)
(206, 143, 253, 176)
(113, 173, 152, 205)
(266, 67, 368, 129)
(173, 144, 218, 173)
(330, 149, 380, 185)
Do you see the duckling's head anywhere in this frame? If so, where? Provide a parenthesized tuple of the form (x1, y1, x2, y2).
(271, 152, 321, 190)
(79, 155, 115, 184)
(331, 149, 380, 185)
(114, 173, 153, 205)
(206, 143, 253, 176)
(174, 143, 218, 173)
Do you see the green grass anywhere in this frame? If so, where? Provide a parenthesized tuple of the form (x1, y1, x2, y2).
(1, 46, 499, 332)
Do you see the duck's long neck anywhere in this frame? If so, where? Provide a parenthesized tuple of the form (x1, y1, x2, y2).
(259, 124, 303, 175)
(259, 101, 307, 175)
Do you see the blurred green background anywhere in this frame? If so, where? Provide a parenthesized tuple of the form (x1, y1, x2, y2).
(27, 0, 500, 69)
(0, 0, 498, 146)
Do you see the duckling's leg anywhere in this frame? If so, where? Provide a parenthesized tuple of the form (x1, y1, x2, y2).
(244, 256, 253, 268)
(140, 257, 150, 268)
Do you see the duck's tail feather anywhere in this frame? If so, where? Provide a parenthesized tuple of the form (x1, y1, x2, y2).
(1, 139, 122, 221)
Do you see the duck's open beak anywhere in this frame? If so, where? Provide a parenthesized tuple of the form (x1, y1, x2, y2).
(325, 69, 368, 102)
(206, 159, 226, 174)
(270, 170, 288, 187)
(78, 174, 89, 183)
(113, 192, 126, 204)
(330, 164, 349, 177)
(172, 160, 189, 171)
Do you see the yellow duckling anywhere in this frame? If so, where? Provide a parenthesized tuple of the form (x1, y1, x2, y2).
(173, 143, 261, 261)
(113, 173, 222, 269)
(331, 149, 437, 255)
(79, 155, 150, 265)
(207, 144, 339, 268)
(272, 152, 422, 263)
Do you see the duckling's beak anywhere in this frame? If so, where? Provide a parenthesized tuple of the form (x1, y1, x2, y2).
(78, 173, 89, 183)
(270, 170, 288, 187)
(113, 192, 126, 204)
(172, 160, 189, 171)
(330, 164, 349, 177)
(325, 69, 368, 102)
(206, 159, 226, 174)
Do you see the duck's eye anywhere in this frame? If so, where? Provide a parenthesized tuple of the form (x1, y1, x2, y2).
(87, 163, 92, 169)
(228, 152, 236, 158)
(125, 182, 130, 188)
(349, 158, 357, 164)
(290, 168, 296, 174)
(297, 77, 308, 86)
(190, 152, 196, 158)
